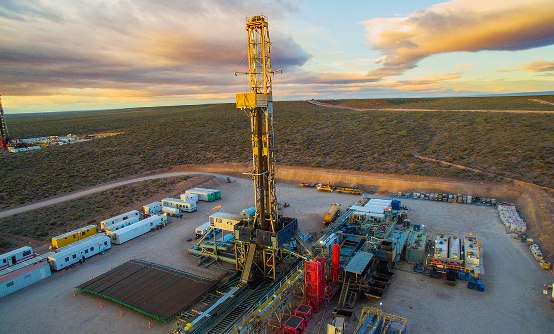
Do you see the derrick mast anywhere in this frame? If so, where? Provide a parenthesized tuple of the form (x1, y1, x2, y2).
(235, 15, 298, 284)
(0, 95, 10, 152)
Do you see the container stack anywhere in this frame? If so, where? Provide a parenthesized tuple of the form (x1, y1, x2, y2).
(497, 204, 527, 233)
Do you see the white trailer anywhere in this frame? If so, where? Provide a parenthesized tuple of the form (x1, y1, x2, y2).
(110, 215, 167, 245)
(162, 198, 197, 213)
(0, 246, 34, 270)
(0, 254, 52, 298)
(104, 218, 141, 236)
(209, 212, 243, 232)
(100, 210, 141, 230)
(180, 193, 198, 203)
(185, 188, 221, 202)
(143, 202, 162, 215)
(162, 206, 181, 217)
(195, 222, 212, 238)
(48, 234, 111, 271)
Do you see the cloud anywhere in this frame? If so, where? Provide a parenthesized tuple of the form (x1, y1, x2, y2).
(362, 0, 554, 79)
(521, 60, 554, 72)
(0, 0, 310, 104)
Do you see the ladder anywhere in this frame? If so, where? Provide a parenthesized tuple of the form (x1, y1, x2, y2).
(241, 244, 257, 284)
(337, 278, 351, 308)
(295, 233, 314, 258)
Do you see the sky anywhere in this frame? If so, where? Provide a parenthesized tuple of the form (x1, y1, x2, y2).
(1, 0, 553, 113)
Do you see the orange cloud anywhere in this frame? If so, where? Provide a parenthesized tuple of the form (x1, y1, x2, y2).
(363, 0, 554, 78)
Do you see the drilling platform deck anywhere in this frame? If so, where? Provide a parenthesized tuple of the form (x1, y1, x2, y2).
(76, 259, 217, 322)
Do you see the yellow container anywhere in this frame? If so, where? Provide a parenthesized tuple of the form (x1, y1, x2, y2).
(51, 225, 97, 249)
(539, 260, 551, 271)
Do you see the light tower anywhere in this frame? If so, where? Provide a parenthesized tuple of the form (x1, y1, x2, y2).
(235, 15, 298, 284)
(0, 95, 10, 152)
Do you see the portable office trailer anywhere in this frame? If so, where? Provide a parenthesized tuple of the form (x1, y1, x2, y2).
(0, 246, 34, 270)
(48, 234, 111, 271)
(193, 188, 221, 200)
(162, 198, 197, 212)
(162, 206, 181, 217)
(0, 255, 52, 298)
(100, 210, 141, 230)
(185, 188, 220, 202)
(51, 224, 97, 249)
(104, 219, 141, 236)
(143, 202, 162, 215)
(195, 222, 212, 238)
(209, 212, 243, 232)
(179, 193, 198, 203)
(110, 215, 167, 245)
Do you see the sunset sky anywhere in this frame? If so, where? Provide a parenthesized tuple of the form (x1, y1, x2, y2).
(1, 0, 553, 113)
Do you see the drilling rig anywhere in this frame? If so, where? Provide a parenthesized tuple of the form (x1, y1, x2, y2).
(235, 15, 300, 284)
(0, 95, 11, 152)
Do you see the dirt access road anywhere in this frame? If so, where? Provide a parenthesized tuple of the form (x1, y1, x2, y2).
(0, 172, 208, 219)
(306, 99, 554, 113)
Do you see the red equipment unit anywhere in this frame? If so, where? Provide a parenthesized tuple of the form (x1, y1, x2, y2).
(304, 257, 326, 312)
(331, 243, 340, 283)
(280, 315, 306, 334)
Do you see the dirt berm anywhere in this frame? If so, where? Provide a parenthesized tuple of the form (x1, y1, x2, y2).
(172, 163, 554, 262)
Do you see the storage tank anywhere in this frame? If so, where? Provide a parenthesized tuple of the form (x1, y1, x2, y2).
(323, 203, 341, 225)
(448, 236, 461, 263)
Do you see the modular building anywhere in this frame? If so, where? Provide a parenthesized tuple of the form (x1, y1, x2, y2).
(48, 234, 111, 271)
(162, 206, 181, 217)
(143, 202, 162, 216)
(104, 219, 141, 236)
(51, 224, 97, 249)
(110, 215, 167, 245)
(179, 193, 198, 203)
(209, 212, 243, 232)
(185, 188, 221, 202)
(100, 210, 141, 230)
(0, 246, 34, 270)
(0, 254, 52, 298)
(162, 198, 197, 213)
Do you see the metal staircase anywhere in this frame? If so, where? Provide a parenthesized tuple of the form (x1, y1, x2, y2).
(241, 244, 257, 284)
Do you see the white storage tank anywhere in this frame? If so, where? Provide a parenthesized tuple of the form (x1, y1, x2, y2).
(100, 210, 141, 230)
(143, 202, 162, 215)
(110, 215, 167, 245)
(48, 234, 111, 271)
(448, 236, 462, 263)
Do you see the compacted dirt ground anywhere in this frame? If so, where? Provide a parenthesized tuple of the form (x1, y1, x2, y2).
(1, 176, 552, 334)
